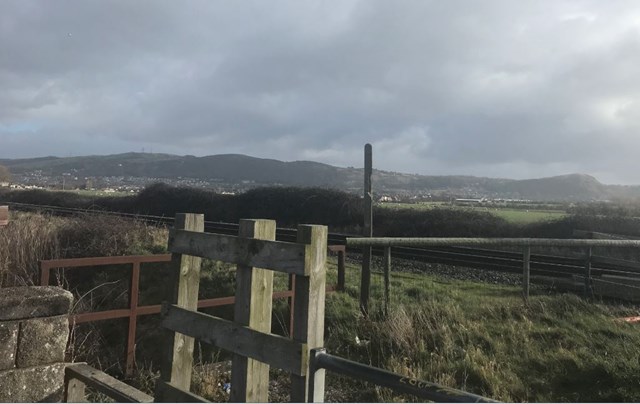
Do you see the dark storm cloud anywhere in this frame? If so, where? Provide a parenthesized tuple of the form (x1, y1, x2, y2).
(2, 0, 640, 183)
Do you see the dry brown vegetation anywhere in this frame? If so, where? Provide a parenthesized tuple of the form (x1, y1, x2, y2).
(0, 212, 166, 288)
(0, 212, 62, 287)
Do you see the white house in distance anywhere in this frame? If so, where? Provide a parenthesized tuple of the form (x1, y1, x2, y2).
(454, 198, 486, 206)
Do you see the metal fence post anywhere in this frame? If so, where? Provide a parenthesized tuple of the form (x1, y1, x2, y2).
(337, 248, 346, 292)
(125, 260, 141, 377)
(584, 247, 593, 298)
(384, 246, 391, 316)
(523, 246, 530, 302)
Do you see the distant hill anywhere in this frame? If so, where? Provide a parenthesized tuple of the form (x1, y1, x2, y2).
(2, 152, 639, 201)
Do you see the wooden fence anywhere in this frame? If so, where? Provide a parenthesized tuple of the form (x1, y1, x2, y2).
(154, 214, 328, 402)
(57, 215, 498, 403)
(41, 248, 344, 378)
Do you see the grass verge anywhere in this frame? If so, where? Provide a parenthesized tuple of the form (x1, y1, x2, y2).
(324, 262, 640, 402)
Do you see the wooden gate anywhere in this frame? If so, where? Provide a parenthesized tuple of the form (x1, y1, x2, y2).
(154, 214, 328, 403)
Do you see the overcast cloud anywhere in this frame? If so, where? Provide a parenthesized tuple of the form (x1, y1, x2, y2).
(2, 1, 640, 183)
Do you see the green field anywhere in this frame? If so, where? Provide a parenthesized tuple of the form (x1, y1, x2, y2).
(379, 202, 567, 224)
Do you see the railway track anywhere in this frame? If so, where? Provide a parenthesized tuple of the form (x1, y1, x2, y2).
(5, 201, 640, 281)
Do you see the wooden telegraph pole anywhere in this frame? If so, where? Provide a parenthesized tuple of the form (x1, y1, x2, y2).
(360, 144, 373, 316)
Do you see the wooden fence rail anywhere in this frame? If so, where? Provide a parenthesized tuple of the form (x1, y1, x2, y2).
(64, 363, 153, 403)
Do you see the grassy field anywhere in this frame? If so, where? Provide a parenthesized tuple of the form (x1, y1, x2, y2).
(379, 202, 567, 224)
(320, 259, 640, 402)
(478, 207, 567, 224)
(5, 212, 639, 402)
(64, 189, 135, 197)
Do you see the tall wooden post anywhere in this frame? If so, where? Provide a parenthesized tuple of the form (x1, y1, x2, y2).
(523, 246, 530, 302)
(584, 247, 593, 299)
(230, 220, 277, 402)
(360, 143, 373, 316)
(156, 213, 204, 400)
(291, 224, 328, 403)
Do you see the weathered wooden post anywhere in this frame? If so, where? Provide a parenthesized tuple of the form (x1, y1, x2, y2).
(523, 246, 530, 302)
(584, 246, 593, 298)
(64, 375, 86, 403)
(360, 143, 373, 316)
(230, 219, 276, 402)
(383, 246, 391, 316)
(156, 213, 204, 399)
(291, 224, 328, 403)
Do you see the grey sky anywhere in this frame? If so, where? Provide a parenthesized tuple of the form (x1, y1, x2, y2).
(2, 1, 640, 183)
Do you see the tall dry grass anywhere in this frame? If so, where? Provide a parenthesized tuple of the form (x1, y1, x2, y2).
(0, 211, 167, 288)
(0, 212, 63, 287)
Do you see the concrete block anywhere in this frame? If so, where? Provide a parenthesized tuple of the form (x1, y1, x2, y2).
(17, 315, 69, 368)
(0, 286, 73, 321)
(0, 363, 66, 402)
(0, 321, 19, 370)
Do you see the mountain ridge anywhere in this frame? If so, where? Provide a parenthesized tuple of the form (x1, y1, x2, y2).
(1, 153, 638, 201)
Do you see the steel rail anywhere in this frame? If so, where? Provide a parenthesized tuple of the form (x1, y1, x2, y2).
(310, 349, 498, 403)
(347, 237, 640, 248)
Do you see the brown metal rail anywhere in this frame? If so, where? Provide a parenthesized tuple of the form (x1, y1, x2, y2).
(41, 249, 345, 377)
(40, 255, 297, 377)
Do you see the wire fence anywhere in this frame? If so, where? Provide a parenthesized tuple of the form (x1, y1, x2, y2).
(348, 237, 640, 315)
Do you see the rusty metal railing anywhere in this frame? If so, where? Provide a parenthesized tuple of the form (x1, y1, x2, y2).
(41, 255, 299, 377)
(41, 248, 345, 377)
(309, 348, 498, 402)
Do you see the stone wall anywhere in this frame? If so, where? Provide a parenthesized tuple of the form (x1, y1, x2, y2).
(0, 286, 73, 402)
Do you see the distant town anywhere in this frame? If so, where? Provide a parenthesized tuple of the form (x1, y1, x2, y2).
(4, 170, 560, 208)
(8, 171, 249, 195)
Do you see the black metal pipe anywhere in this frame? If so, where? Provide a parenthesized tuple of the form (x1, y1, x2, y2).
(311, 350, 498, 403)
